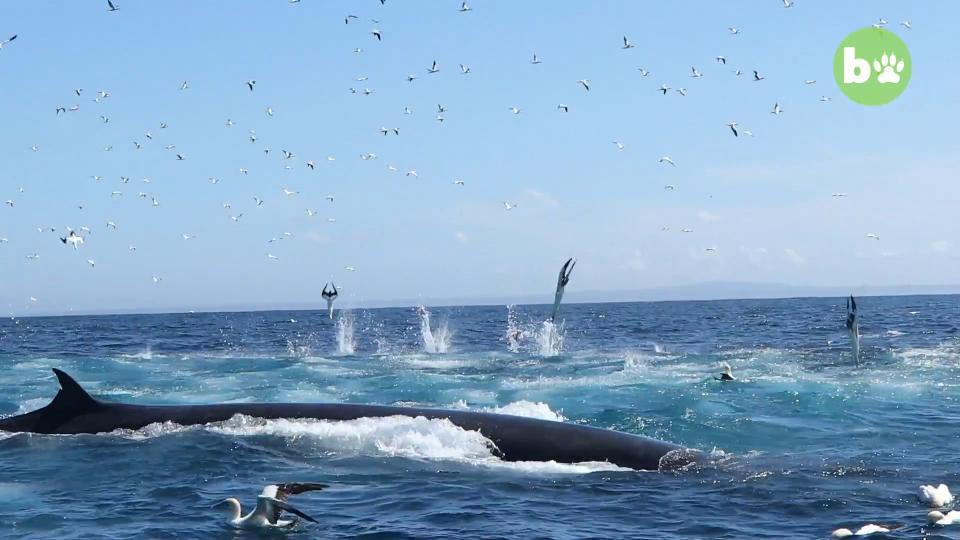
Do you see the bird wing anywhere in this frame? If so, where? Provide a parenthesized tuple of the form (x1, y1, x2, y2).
(255, 483, 326, 524)
(258, 497, 319, 524)
(275, 482, 329, 502)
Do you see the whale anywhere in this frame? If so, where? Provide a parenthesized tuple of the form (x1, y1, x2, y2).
(0, 369, 696, 471)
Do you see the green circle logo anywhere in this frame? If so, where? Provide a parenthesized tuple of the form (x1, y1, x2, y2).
(833, 27, 911, 106)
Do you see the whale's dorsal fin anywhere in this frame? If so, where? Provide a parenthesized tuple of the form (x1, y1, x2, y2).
(50, 368, 100, 411)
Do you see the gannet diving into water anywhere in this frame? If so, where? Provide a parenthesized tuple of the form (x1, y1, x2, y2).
(214, 483, 327, 529)
(550, 258, 576, 322)
(321, 283, 338, 319)
(715, 362, 735, 381)
(846, 295, 860, 363)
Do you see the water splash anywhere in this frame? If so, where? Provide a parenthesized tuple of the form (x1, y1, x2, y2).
(536, 320, 564, 357)
(335, 311, 356, 355)
(506, 305, 524, 353)
(417, 306, 451, 354)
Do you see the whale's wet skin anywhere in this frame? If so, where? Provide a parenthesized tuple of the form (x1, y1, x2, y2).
(0, 296, 958, 538)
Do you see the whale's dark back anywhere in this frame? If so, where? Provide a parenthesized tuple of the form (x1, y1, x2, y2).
(0, 369, 693, 471)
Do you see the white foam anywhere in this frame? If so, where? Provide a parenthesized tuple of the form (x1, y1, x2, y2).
(450, 399, 567, 422)
(536, 320, 564, 357)
(486, 401, 566, 422)
(102, 414, 627, 474)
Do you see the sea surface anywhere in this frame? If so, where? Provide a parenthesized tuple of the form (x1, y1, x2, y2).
(0, 295, 959, 539)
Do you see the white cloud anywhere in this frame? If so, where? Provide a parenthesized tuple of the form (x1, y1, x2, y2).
(930, 240, 952, 253)
(739, 245, 769, 267)
(525, 189, 559, 208)
(696, 210, 720, 223)
(783, 248, 806, 266)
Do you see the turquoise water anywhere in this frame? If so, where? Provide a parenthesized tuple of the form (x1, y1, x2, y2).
(1, 295, 959, 538)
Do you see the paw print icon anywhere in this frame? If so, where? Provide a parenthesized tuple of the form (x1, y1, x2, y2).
(873, 52, 905, 84)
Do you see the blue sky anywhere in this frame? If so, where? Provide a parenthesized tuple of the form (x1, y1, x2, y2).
(0, 1, 957, 315)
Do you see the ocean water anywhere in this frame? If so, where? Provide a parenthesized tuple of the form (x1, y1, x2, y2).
(0, 295, 959, 539)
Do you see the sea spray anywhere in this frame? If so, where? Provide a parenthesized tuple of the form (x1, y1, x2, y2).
(417, 306, 451, 353)
(335, 311, 356, 355)
(506, 305, 524, 353)
(537, 319, 564, 357)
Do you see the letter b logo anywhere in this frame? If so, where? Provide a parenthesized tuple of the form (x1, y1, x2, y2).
(843, 47, 870, 83)
(834, 27, 911, 106)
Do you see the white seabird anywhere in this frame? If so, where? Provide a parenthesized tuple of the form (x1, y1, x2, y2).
(919, 484, 954, 508)
(928, 510, 960, 526)
(60, 230, 84, 250)
(214, 483, 327, 529)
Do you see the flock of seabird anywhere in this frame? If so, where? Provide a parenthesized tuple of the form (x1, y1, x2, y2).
(1, 2, 917, 312)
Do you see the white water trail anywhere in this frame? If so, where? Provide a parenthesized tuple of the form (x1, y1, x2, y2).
(417, 306, 451, 354)
(335, 311, 356, 355)
(537, 320, 564, 357)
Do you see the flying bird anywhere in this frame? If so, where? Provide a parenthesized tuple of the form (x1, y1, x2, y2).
(503, 202, 517, 211)
(459, 2, 471, 12)
(612, 141, 624, 151)
(726, 122, 739, 137)
(428, 61, 439, 74)
(658, 156, 676, 166)
(658, 84, 671, 95)
(107, 0, 119, 11)
(246, 80, 256, 91)
(577, 79, 590, 91)
(866, 233, 880, 240)
(0, 34, 17, 49)
(622, 36, 634, 49)
(459, 64, 471, 74)
(371, 29, 382, 41)
(691, 67, 703, 78)
(728, 27, 740, 35)
(771, 102, 783, 115)
(753, 70, 765, 81)
(531, 53, 542, 64)
(716, 56, 726, 64)
(508, 107, 520, 115)
(638, 68, 650, 77)
(901, 20, 912, 30)
(345, 14, 358, 24)
(557, 104, 569, 112)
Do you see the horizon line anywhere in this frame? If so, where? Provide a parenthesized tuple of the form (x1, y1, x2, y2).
(10, 282, 960, 319)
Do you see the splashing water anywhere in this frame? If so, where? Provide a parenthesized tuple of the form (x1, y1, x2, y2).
(418, 306, 451, 353)
(537, 320, 564, 357)
(336, 311, 356, 355)
(506, 304, 523, 353)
